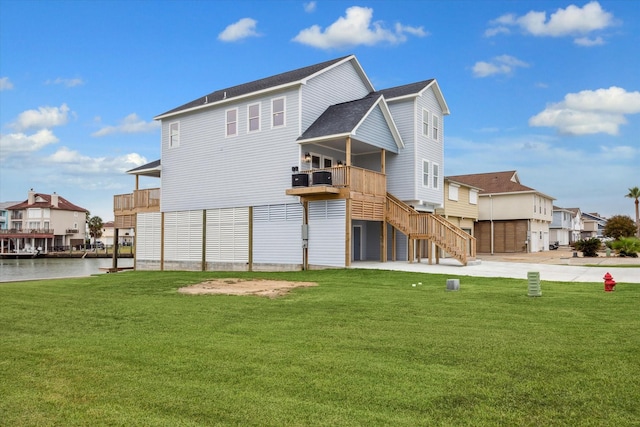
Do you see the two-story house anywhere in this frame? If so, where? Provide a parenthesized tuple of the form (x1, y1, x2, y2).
(114, 55, 475, 271)
(0, 189, 88, 254)
(581, 212, 607, 239)
(446, 171, 555, 253)
(550, 207, 582, 245)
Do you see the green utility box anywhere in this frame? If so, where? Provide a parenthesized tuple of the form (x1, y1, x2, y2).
(528, 271, 541, 297)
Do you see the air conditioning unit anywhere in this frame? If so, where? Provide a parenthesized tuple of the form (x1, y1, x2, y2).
(292, 173, 309, 187)
(312, 171, 332, 185)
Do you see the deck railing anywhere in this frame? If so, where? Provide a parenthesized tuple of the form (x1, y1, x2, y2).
(297, 166, 386, 196)
(0, 228, 54, 235)
(114, 188, 160, 214)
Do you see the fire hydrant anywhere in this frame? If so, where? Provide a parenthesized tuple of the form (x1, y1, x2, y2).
(603, 272, 616, 292)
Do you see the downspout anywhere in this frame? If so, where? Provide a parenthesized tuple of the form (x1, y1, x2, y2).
(490, 194, 494, 255)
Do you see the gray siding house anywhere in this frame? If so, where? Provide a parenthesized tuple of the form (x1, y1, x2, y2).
(115, 55, 475, 270)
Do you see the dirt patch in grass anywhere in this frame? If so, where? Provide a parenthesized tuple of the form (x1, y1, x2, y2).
(178, 278, 317, 298)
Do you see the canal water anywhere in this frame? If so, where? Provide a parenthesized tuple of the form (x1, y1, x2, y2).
(0, 257, 135, 282)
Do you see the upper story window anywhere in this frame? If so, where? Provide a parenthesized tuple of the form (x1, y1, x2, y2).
(422, 160, 430, 187)
(448, 183, 459, 201)
(272, 97, 285, 127)
(422, 109, 429, 136)
(432, 115, 440, 141)
(169, 122, 180, 148)
(432, 163, 440, 189)
(226, 108, 238, 137)
(248, 103, 260, 133)
(469, 189, 478, 205)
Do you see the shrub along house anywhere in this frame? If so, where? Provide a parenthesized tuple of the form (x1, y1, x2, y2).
(114, 55, 476, 271)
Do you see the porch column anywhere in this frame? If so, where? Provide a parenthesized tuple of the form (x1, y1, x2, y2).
(346, 137, 352, 166)
(112, 228, 119, 269)
(380, 149, 386, 174)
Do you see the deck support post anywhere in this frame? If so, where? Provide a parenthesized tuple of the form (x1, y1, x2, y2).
(345, 199, 352, 267)
(112, 228, 119, 269)
(381, 221, 387, 262)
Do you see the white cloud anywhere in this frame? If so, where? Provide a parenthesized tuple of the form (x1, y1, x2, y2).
(472, 55, 529, 77)
(529, 87, 640, 135)
(574, 36, 604, 46)
(0, 77, 14, 90)
(45, 77, 85, 87)
(486, 1, 615, 44)
(0, 129, 59, 160)
(47, 146, 148, 174)
(91, 113, 160, 137)
(218, 18, 260, 42)
(293, 6, 427, 50)
(304, 1, 316, 13)
(10, 104, 71, 131)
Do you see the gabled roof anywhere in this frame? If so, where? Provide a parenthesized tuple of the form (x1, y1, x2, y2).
(374, 79, 450, 115)
(446, 170, 554, 199)
(155, 55, 373, 120)
(297, 94, 403, 151)
(127, 159, 161, 177)
(445, 177, 483, 191)
(8, 193, 87, 212)
(0, 201, 21, 210)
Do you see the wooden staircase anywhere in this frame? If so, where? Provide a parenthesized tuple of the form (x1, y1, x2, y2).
(386, 193, 476, 266)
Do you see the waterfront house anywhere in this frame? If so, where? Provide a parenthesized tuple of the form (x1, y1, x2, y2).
(114, 55, 476, 270)
(1, 189, 88, 254)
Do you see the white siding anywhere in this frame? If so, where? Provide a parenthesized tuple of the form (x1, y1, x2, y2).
(205, 207, 249, 263)
(253, 203, 303, 264)
(161, 87, 301, 212)
(414, 89, 444, 207)
(354, 105, 398, 153)
(308, 200, 346, 267)
(164, 210, 203, 263)
(136, 212, 161, 261)
(301, 60, 370, 133)
(386, 100, 416, 199)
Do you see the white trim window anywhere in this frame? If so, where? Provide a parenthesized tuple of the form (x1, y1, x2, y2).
(422, 109, 429, 137)
(226, 108, 238, 137)
(469, 189, 478, 205)
(272, 97, 285, 127)
(432, 115, 439, 141)
(432, 163, 440, 189)
(448, 183, 459, 201)
(248, 103, 260, 133)
(169, 122, 180, 148)
(422, 160, 430, 187)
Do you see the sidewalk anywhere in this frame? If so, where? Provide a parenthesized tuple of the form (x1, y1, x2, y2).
(351, 252, 640, 284)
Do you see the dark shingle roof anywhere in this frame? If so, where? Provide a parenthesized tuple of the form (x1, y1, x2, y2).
(127, 159, 161, 177)
(157, 55, 353, 118)
(446, 171, 537, 195)
(298, 94, 381, 141)
(373, 79, 434, 100)
(8, 193, 87, 212)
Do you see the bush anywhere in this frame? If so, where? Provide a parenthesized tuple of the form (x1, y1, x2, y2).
(574, 238, 601, 257)
(611, 237, 640, 257)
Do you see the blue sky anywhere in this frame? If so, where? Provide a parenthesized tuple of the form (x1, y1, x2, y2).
(1, 0, 639, 221)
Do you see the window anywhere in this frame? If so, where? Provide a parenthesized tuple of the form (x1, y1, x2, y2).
(323, 157, 333, 168)
(311, 154, 320, 169)
(226, 109, 237, 136)
(448, 183, 459, 201)
(248, 103, 260, 132)
(422, 109, 429, 136)
(432, 115, 439, 141)
(469, 189, 478, 205)
(422, 160, 430, 187)
(169, 122, 180, 148)
(272, 97, 285, 127)
(432, 163, 440, 189)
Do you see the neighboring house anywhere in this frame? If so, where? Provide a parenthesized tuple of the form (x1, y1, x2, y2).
(114, 55, 476, 271)
(581, 212, 607, 239)
(446, 171, 555, 253)
(550, 207, 582, 245)
(0, 189, 88, 253)
(0, 201, 21, 230)
(435, 178, 480, 258)
(101, 221, 134, 246)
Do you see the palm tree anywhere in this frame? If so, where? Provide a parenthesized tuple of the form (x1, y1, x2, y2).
(626, 186, 640, 238)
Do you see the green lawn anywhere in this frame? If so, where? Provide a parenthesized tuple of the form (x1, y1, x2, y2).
(1, 270, 638, 426)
